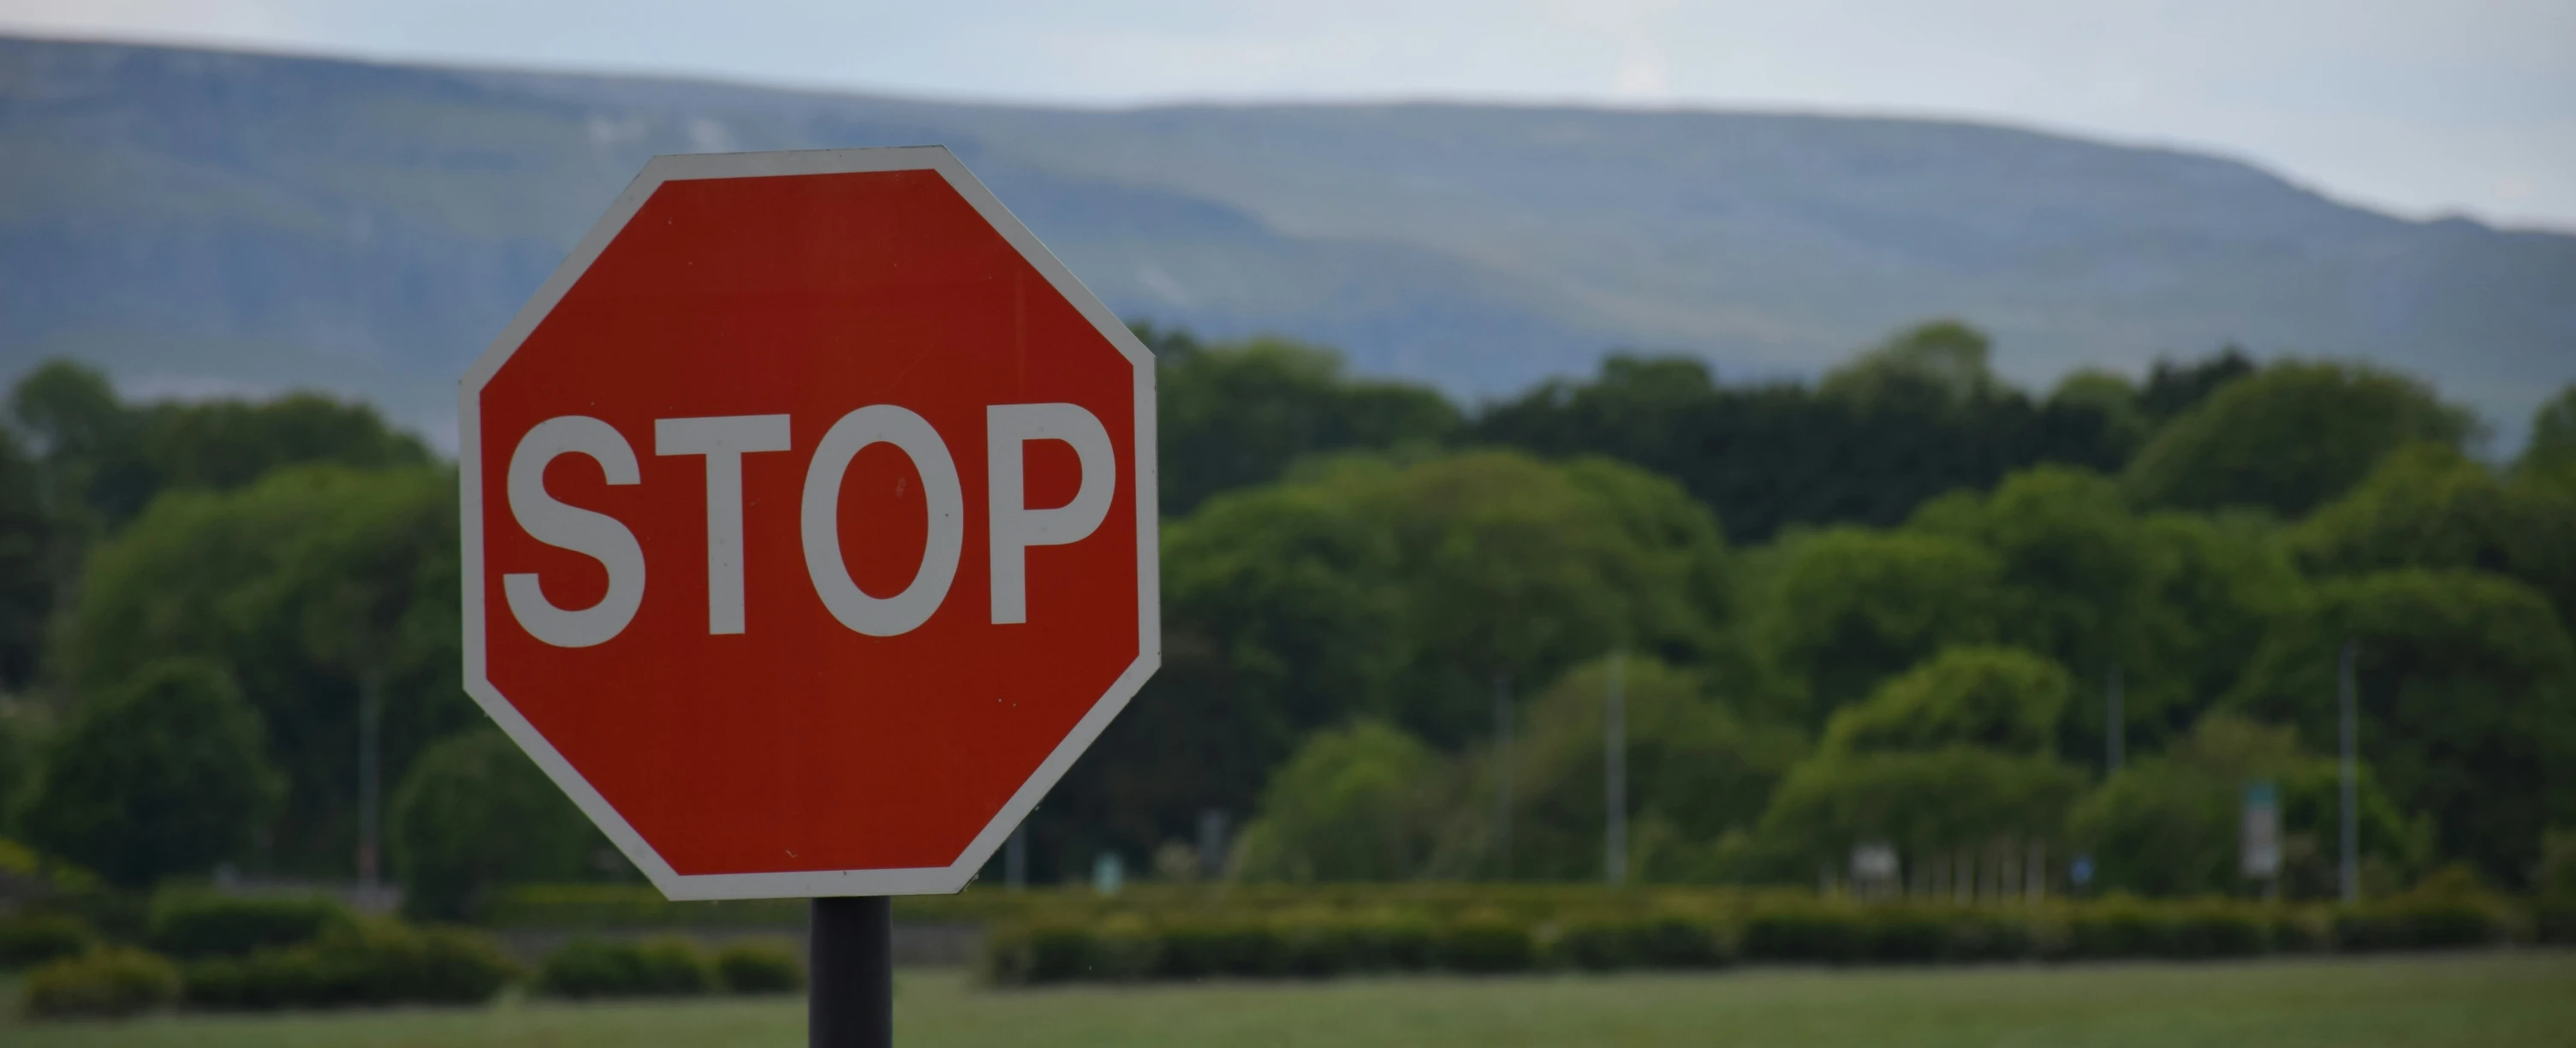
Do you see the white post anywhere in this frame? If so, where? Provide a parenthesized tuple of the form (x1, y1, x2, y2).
(1604, 652, 1627, 888)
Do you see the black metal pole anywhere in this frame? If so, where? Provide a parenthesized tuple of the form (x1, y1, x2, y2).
(811, 896, 891, 1048)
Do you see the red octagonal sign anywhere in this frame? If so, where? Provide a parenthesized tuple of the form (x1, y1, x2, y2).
(461, 147, 1157, 899)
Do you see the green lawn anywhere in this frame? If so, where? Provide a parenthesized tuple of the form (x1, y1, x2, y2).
(8, 952, 2573, 1048)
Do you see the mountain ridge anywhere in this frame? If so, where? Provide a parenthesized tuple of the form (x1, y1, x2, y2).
(4, 35, 2568, 447)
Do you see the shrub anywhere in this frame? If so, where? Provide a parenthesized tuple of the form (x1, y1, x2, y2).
(181, 921, 518, 1010)
(0, 914, 94, 970)
(2067, 899, 2169, 959)
(2536, 901, 2576, 946)
(1861, 907, 1949, 963)
(1740, 904, 1863, 963)
(1155, 920, 1287, 980)
(2164, 902, 2267, 959)
(1550, 916, 1725, 971)
(149, 894, 354, 959)
(713, 940, 804, 994)
(21, 948, 181, 1020)
(536, 938, 711, 998)
(1944, 911, 2039, 962)
(2265, 908, 2329, 953)
(2331, 898, 2504, 953)
(1432, 918, 1534, 974)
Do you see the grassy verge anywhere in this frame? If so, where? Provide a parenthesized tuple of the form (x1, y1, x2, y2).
(6, 951, 2572, 1048)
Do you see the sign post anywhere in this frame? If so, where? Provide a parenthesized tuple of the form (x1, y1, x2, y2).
(460, 146, 1158, 1046)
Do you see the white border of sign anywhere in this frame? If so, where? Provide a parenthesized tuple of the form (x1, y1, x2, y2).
(458, 146, 1160, 900)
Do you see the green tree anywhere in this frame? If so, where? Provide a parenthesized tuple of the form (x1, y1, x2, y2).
(2070, 714, 2425, 898)
(1232, 720, 1446, 882)
(1758, 528, 2006, 726)
(1909, 467, 2151, 685)
(2122, 512, 2305, 749)
(1820, 646, 2072, 757)
(1750, 747, 2085, 888)
(1480, 657, 1804, 882)
(2225, 569, 2576, 887)
(2125, 360, 2475, 517)
(2519, 384, 2576, 485)
(0, 428, 50, 689)
(17, 660, 283, 886)
(1153, 333, 1459, 515)
(60, 465, 471, 875)
(390, 727, 611, 920)
(2293, 443, 2576, 628)
(1818, 319, 2002, 413)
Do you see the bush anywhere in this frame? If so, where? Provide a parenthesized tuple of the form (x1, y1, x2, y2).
(1740, 904, 1863, 963)
(2536, 901, 2576, 946)
(2067, 898, 2170, 959)
(1860, 907, 1950, 963)
(535, 937, 714, 999)
(2332, 898, 2505, 952)
(180, 921, 519, 1010)
(21, 948, 181, 1020)
(2163, 902, 2267, 959)
(0, 914, 94, 970)
(1432, 918, 1534, 974)
(1155, 920, 1288, 980)
(1945, 911, 2040, 962)
(713, 940, 804, 993)
(149, 893, 354, 959)
(1550, 916, 1725, 971)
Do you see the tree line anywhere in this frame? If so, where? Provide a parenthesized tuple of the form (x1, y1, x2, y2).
(0, 319, 2570, 914)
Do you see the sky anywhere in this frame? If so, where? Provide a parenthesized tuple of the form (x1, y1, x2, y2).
(2, 0, 2571, 230)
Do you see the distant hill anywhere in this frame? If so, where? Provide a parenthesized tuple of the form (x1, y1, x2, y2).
(4, 36, 2570, 446)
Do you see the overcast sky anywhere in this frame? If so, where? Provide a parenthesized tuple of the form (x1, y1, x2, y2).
(5, 0, 2571, 230)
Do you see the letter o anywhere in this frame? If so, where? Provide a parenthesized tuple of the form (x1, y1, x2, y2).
(800, 405, 964, 637)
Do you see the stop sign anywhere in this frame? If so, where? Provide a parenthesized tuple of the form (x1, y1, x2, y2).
(460, 147, 1157, 899)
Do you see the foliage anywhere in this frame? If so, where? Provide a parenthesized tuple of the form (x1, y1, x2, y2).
(390, 726, 614, 920)
(2068, 715, 2424, 898)
(147, 893, 354, 959)
(1758, 528, 2006, 725)
(61, 464, 468, 875)
(983, 891, 2543, 985)
(16, 659, 283, 886)
(0, 428, 49, 691)
(711, 940, 804, 993)
(2125, 360, 2475, 517)
(1474, 323, 2185, 543)
(2516, 384, 2576, 484)
(1231, 721, 1444, 882)
(534, 937, 715, 999)
(1147, 329, 1461, 516)
(0, 914, 94, 970)
(2226, 569, 2576, 887)
(1820, 646, 2070, 757)
(2293, 443, 2576, 627)
(1484, 657, 1804, 883)
(179, 920, 519, 1009)
(19, 947, 180, 1020)
(1752, 746, 2085, 872)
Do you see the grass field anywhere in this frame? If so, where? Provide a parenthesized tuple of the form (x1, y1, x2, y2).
(7, 951, 2572, 1048)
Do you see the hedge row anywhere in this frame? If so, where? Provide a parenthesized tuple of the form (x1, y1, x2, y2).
(985, 896, 2547, 985)
(534, 937, 804, 998)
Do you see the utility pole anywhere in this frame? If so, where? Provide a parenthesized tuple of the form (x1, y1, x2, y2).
(1494, 672, 1513, 881)
(2339, 639, 2360, 904)
(357, 671, 382, 899)
(1604, 652, 1627, 888)
(2105, 665, 2124, 774)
